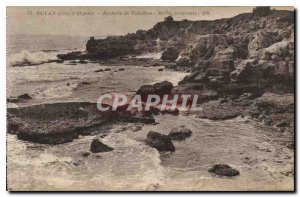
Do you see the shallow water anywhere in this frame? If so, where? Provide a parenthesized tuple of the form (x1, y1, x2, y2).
(6, 54, 293, 191)
(7, 114, 294, 191)
(7, 62, 187, 107)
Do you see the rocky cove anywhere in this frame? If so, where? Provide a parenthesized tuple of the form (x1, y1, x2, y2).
(7, 7, 294, 191)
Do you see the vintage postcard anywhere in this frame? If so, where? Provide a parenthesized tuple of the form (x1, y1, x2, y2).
(6, 6, 295, 191)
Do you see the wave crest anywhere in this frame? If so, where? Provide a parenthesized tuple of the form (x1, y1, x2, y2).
(8, 50, 58, 67)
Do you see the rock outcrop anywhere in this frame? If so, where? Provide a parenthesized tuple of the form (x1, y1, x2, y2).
(168, 126, 192, 140)
(209, 164, 240, 177)
(136, 81, 174, 100)
(161, 47, 179, 61)
(7, 102, 157, 144)
(57, 8, 294, 72)
(90, 138, 113, 153)
(145, 131, 175, 152)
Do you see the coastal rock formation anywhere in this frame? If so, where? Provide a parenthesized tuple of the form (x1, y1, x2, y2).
(197, 100, 244, 120)
(136, 81, 174, 101)
(57, 7, 294, 97)
(17, 124, 79, 144)
(54, 7, 294, 144)
(145, 131, 175, 152)
(168, 126, 192, 140)
(161, 47, 179, 61)
(153, 81, 174, 95)
(209, 164, 240, 177)
(249, 93, 294, 133)
(136, 85, 156, 98)
(90, 138, 113, 153)
(7, 102, 157, 144)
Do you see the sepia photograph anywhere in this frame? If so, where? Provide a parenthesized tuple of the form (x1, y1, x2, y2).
(6, 6, 295, 191)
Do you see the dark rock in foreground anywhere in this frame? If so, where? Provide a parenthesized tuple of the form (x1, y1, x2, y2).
(7, 102, 157, 144)
(153, 81, 174, 95)
(136, 81, 174, 102)
(90, 138, 113, 153)
(169, 126, 192, 140)
(145, 131, 175, 152)
(7, 116, 26, 135)
(209, 164, 240, 177)
(136, 85, 156, 99)
(17, 125, 79, 145)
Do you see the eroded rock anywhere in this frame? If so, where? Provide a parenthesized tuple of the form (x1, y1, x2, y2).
(161, 48, 179, 61)
(145, 131, 175, 152)
(90, 138, 113, 153)
(169, 126, 192, 140)
(209, 164, 240, 177)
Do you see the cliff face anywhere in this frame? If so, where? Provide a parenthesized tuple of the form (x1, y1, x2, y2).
(84, 8, 294, 62)
(58, 7, 294, 91)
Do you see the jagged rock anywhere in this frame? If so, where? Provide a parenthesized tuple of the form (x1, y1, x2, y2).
(153, 81, 174, 95)
(190, 40, 214, 61)
(86, 37, 136, 59)
(255, 39, 291, 60)
(104, 68, 111, 71)
(230, 59, 263, 83)
(145, 131, 175, 152)
(213, 46, 236, 60)
(209, 60, 235, 71)
(161, 47, 179, 61)
(169, 126, 192, 140)
(158, 68, 163, 71)
(279, 29, 292, 39)
(176, 57, 191, 67)
(248, 30, 279, 55)
(90, 138, 113, 153)
(192, 60, 210, 72)
(209, 164, 240, 177)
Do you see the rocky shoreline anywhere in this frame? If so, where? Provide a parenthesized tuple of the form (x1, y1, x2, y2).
(7, 7, 294, 149)
(7, 7, 294, 187)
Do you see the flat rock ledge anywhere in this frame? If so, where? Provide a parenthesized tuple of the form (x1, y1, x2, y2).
(7, 102, 156, 144)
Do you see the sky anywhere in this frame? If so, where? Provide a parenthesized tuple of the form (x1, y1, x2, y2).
(7, 6, 294, 37)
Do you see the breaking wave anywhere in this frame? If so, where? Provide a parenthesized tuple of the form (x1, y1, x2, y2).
(8, 50, 58, 67)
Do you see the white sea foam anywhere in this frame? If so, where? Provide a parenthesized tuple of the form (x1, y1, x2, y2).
(135, 52, 162, 59)
(8, 50, 58, 67)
